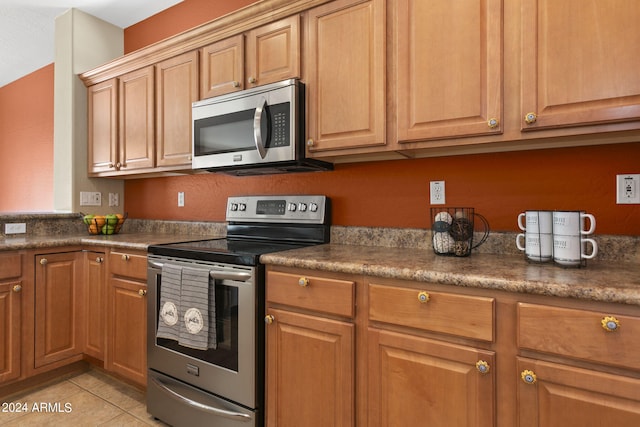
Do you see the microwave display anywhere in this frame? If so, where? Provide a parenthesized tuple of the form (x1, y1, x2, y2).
(194, 102, 290, 156)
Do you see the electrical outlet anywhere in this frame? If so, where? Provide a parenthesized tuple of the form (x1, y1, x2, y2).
(108, 193, 120, 207)
(5, 223, 26, 234)
(178, 192, 185, 207)
(80, 191, 101, 206)
(617, 174, 640, 204)
(430, 181, 446, 205)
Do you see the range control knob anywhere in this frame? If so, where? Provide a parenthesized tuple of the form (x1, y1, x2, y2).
(238, 203, 247, 211)
(309, 202, 319, 212)
(298, 203, 307, 212)
(230, 203, 239, 211)
(287, 203, 297, 212)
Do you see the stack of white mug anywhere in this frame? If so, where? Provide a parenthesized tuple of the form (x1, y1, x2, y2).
(516, 210, 598, 267)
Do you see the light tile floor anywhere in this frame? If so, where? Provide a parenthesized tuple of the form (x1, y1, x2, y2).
(0, 369, 169, 426)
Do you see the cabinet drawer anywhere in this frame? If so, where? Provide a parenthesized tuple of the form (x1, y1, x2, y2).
(0, 252, 22, 280)
(267, 271, 355, 318)
(518, 303, 640, 370)
(368, 283, 495, 342)
(109, 251, 147, 280)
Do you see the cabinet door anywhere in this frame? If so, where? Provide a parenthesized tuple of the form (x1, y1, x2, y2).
(0, 281, 21, 383)
(521, 0, 640, 130)
(34, 253, 83, 368)
(156, 51, 199, 168)
(395, 0, 503, 143)
(88, 78, 118, 175)
(368, 328, 495, 427)
(305, 0, 386, 152)
(200, 35, 244, 98)
(517, 357, 640, 427)
(107, 277, 147, 386)
(265, 308, 354, 427)
(245, 15, 300, 88)
(119, 66, 155, 172)
(84, 252, 106, 361)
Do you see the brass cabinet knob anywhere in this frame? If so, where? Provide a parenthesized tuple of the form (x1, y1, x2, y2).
(248, 77, 257, 84)
(122, 254, 130, 261)
(601, 316, 620, 332)
(40, 258, 48, 265)
(138, 289, 147, 297)
(108, 163, 115, 168)
(96, 257, 104, 263)
(298, 277, 310, 287)
(306, 138, 314, 147)
(524, 112, 537, 124)
(476, 360, 490, 375)
(116, 162, 122, 169)
(521, 369, 537, 384)
(487, 118, 499, 129)
(264, 314, 275, 325)
(13, 284, 22, 293)
(417, 291, 430, 303)
(232, 81, 240, 88)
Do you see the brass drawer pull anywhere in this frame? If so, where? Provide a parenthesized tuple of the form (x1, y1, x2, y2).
(476, 360, 490, 375)
(40, 258, 48, 265)
(122, 254, 130, 261)
(601, 316, 620, 332)
(487, 118, 499, 129)
(524, 112, 537, 124)
(298, 277, 310, 287)
(521, 369, 537, 385)
(13, 284, 22, 293)
(264, 314, 275, 325)
(138, 289, 147, 297)
(417, 291, 430, 303)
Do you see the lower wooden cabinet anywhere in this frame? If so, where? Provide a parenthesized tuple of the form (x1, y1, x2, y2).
(84, 251, 106, 360)
(107, 277, 147, 386)
(0, 252, 23, 383)
(265, 308, 354, 427)
(517, 357, 640, 427)
(34, 252, 83, 369)
(106, 250, 148, 386)
(368, 329, 495, 427)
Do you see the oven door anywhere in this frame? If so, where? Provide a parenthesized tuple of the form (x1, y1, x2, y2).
(147, 257, 259, 409)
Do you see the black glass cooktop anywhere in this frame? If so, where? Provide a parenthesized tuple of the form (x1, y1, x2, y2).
(148, 238, 313, 266)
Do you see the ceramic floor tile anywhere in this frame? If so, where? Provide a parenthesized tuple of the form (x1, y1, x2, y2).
(98, 412, 150, 426)
(69, 371, 145, 411)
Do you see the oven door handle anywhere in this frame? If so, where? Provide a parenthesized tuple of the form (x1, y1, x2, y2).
(149, 376, 253, 422)
(148, 260, 252, 282)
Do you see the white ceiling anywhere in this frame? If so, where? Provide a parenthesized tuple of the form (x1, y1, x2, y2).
(0, 0, 183, 88)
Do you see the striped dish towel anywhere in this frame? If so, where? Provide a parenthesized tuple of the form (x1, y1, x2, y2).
(179, 266, 216, 350)
(156, 263, 182, 342)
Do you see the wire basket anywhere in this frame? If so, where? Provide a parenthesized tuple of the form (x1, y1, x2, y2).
(430, 207, 489, 257)
(82, 213, 127, 235)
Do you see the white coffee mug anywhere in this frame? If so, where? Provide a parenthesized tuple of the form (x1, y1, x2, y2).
(553, 234, 598, 266)
(516, 232, 553, 262)
(552, 211, 596, 236)
(518, 211, 553, 234)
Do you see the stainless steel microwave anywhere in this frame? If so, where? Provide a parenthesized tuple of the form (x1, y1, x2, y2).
(191, 79, 332, 176)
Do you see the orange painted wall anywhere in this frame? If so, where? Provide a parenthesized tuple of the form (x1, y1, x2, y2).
(123, 0, 640, 235)
(126, 143, 640, 235)
(124, 0, 258, 53)
(0, 64, 54, 212)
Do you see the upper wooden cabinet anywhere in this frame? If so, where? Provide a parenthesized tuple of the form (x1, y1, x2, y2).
(200, 35, 244, 98)
(394, 0, 503, 143)
(88, 66, 156, 176)
(118, 66, 155, 172)
(305, 0, 386, 154)
(520, 0, 640, 131)
(156, 51, 198, 168)
(200, 15, 300, 99)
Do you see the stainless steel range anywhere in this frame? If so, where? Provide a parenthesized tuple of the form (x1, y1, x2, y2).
(146, 195, 330, 427)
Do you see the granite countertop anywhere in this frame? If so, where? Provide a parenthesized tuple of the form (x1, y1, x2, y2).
(0, 232, 222, 251)
(260, 244, 640, 306)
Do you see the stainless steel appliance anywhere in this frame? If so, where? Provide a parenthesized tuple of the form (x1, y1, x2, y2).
(146, 195, 330, 427)
(191, 79, 332, 175)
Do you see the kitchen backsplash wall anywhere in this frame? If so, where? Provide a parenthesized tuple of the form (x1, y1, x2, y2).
(125, 142, 640, 235)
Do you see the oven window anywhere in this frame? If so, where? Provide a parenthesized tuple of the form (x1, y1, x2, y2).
(156, 281, 239, 372)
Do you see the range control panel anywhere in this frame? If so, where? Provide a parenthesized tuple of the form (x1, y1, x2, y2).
(226, 195, 329, 224)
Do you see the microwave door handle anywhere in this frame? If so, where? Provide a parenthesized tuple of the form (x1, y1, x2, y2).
(253, 96, 268, 159)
